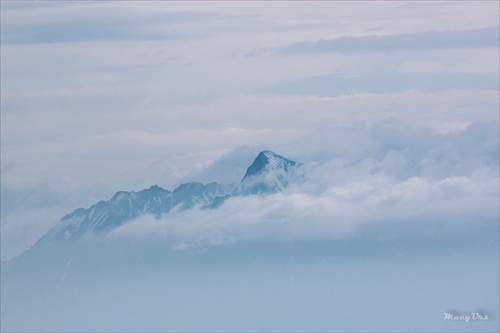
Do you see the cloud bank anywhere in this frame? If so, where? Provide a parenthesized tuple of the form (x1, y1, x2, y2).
(110, 121, 499, 250)
(280, 26, 500, 54)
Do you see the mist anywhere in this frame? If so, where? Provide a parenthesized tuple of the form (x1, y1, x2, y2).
(2, 120, 499, 332)
(2, 1, 499, 331)
(2, 238, 498, 332)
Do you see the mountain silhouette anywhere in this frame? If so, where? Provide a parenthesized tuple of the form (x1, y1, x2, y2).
(23, 150, 298, 253)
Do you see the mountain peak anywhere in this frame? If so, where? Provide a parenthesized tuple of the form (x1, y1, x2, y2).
(238, 150, 296, 195)
(242, 150, 295, 179)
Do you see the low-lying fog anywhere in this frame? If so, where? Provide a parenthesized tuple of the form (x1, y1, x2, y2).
(2, 234, 498, 332)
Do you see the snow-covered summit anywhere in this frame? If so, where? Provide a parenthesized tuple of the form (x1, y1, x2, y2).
(242, 150, 296, 178)
(237, 150, 297, 195)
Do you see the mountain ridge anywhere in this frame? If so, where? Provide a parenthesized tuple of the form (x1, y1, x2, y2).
(26, 150, 298, 253)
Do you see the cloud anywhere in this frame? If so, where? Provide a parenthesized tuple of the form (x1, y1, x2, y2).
(110, 170, 498, 250)
(109, 120, 499, 249)
(280, 26, 500, 54)
(284, 120, 500, 181)
(0, 2, 235, 45)
(182, 145, 268, 185)
(257, 73, 499, 97)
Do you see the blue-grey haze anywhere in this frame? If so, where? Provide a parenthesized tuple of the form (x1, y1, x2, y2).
(1, 1, 499, 331)
(280, 26, 500, 54)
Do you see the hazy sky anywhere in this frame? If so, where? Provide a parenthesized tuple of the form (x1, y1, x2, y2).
(1, 1, 499, 260)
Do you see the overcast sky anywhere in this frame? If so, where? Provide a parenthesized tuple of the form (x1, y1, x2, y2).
(1, 1, 499, 260)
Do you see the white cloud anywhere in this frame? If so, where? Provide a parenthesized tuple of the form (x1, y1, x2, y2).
(107, 121, 499, 250)
(110, 169, 498, 249)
